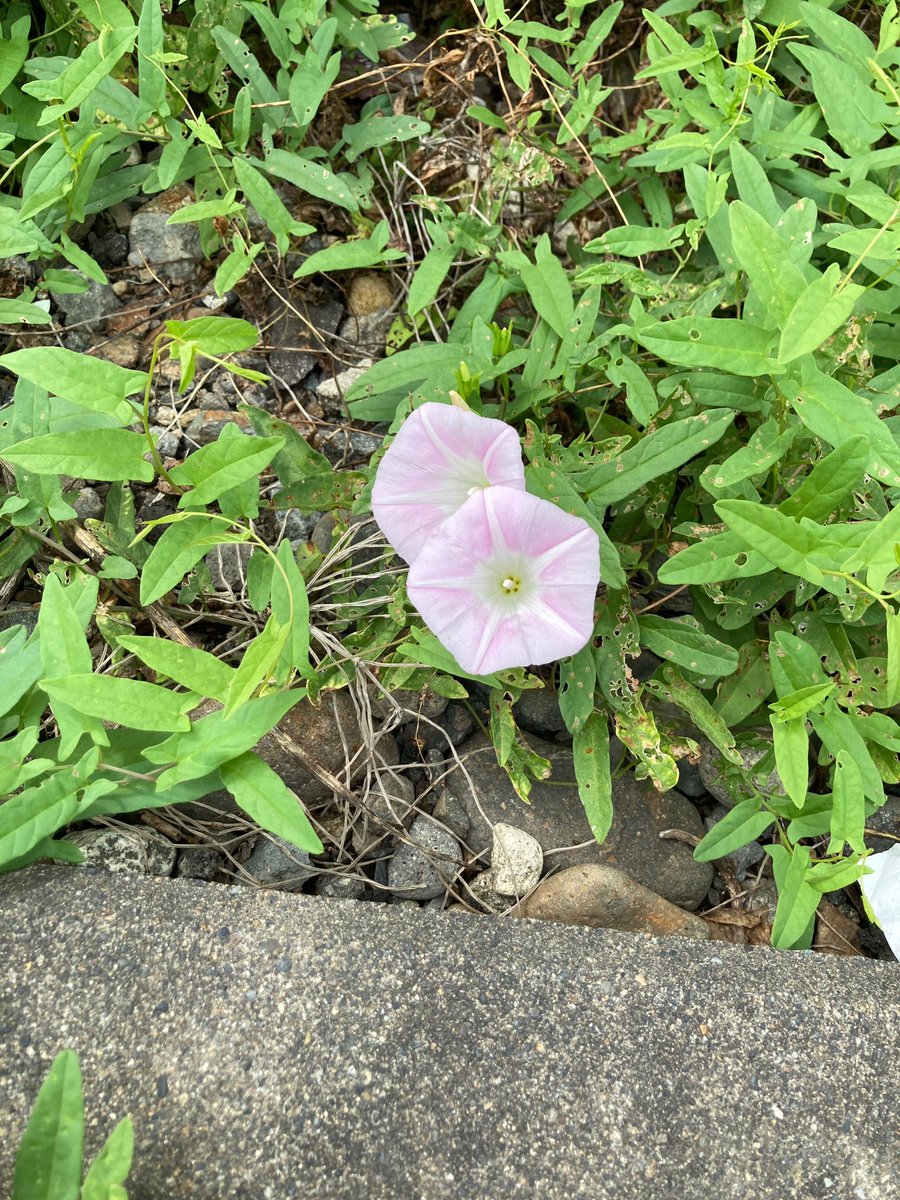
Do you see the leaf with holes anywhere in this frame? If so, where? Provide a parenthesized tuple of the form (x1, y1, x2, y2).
(633, 318, 782, 375)
(558, 643, 596, 735)
(827, 751, 866, 856)
(578, 411, 734, 504)
(573, 712, 613, 844)
(638, 615, 739, 678)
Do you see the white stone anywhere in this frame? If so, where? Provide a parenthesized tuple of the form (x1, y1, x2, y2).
(68, 829, 176, 877)
(316, 360, 373, 403)
(490, 823, 542, 898)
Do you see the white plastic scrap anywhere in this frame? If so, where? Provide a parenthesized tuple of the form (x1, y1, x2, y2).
(859, 843, 900, 958)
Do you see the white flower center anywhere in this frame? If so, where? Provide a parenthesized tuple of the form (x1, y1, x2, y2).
(501, 576, 520, 593)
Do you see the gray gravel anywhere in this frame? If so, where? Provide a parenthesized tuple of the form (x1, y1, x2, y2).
(0, 867, 897, 1200)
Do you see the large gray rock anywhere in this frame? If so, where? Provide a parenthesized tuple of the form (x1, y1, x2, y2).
(179, 690, 367, 821)
(56, 278, 122, 327)
(127, 185, 203, 284)
(445, 735, 713, 909)
(0, 868, 896, 1199)
(387, 815, 463, 900)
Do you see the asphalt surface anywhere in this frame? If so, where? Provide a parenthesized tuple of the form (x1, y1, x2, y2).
(1, 866, 897, 1199)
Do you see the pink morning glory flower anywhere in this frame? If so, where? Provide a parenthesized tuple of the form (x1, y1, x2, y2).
(371, 402, 526, 564)
(406, 485, 600, 675)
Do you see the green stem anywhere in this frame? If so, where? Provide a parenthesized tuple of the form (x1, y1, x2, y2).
(139, 334, 179, 488)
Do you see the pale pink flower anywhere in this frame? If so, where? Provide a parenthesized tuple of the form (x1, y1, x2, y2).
(371, 402, 526, 564)
(407, 486, 600, 675)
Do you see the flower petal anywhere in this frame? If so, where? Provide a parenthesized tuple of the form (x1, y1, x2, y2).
(371, 403, 525, 563)
(407, 486, 600, 675)
(860, 844, 900, 958)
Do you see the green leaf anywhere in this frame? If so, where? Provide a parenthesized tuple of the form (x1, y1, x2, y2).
(788, 43, 889, 156)
(221, 751, 323, 854)
(784, 368, 900, 487)
(811, 701, 885, 806)
(517, 234, 575, 339)
(658, 529, 773, 585)
(570, 3, 623, 71)
(700, 417, 796, 494)
(270, 540, 310, 679)
(579, 411, 734, 503)
(845, 503, 900, 593)
(0, 299, 52, 327)
(3, 431, 154, 482)
(143, 690, 303, 790)
(138, 0, 166, 115)
(0, 748, 105, 868)
(466, 104, 507, 132)
(805, 856, 867, 894)
(211, 28, 279, 105)
(75, 0, 135, 29)
(288, 49, 341, 132)
(139, 515, 218, 606)
(81, 1117, 133, 1200)
(573, 712, 613, 844)
(779, 436, 869, 522)
(558, 644, 596, 735)
(613, 700, 678, 792)
(12, 1050, 83, 1200)
(638, 615, 739, 677)
(489, 689, 516, 768)
(40, 675, 193, 732)
(770, 715, 809, 808)
(38, 575, 106, 756)
(346, 342, 467, 408)
(0, 15, 29, 97)
(222, 616, 289, 716)
(729, 142, 782, 227)
(729, 201, 806, 326)
(232, 157, 313, 255)
(768, 844, 818, 950)
(587, 224, 685, 257)
(828, 751, 866, 856)
(164, 317, 259, 357)
(605, 352, 658, 426)
(714, 501, 825, 588)
(407, 238, 456, 317)
(0, 347, 144, 418)
(769, 682, 835, 722)
(887, 611, 900, 708)
(292, 220, 404, 279)
(169, 434, 283, 508)
(643, 665, 742, 765)
(693, 799, 775, 862)
(28, 28, 137, 125)
(634, 318, 782, 375)
(342, 114, 430, 162)
(165, 190, 243, 225)
(97, 555, 138, 581)
(0, 836, 85, 875)
(272, 471, 366, 512)
(777, 266, 865, 364)
(261, 148, 360, 213)
(117, 636, 235, 701)
(58, 233, 107, 285)
(239, 406, 331, 481)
